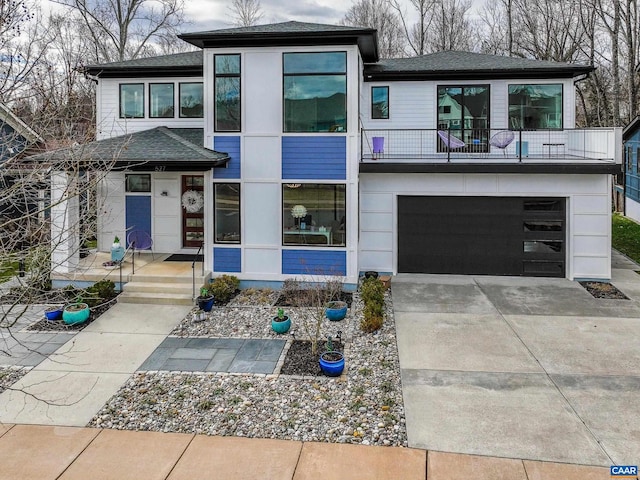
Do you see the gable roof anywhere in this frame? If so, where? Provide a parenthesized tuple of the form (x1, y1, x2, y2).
(0, 103, 43, 164)
(179, 21, 379, 62)
(22, 127, 229, 171)
(364, 51, 593, 81)
(623, 115, 640, 141)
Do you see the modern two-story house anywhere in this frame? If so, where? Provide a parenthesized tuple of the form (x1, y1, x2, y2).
(48, 21, 621, 291)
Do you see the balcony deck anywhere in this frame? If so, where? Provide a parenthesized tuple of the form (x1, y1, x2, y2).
(360, 128, 622, 174)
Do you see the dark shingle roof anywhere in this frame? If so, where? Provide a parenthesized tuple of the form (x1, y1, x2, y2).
(24, 127, 229, 171)
(179, 21, 379, 62)
(364, 51, 593, 81)
(84, 51, 203, 77)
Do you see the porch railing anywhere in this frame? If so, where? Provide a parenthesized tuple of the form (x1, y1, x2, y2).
(361, 127, 621, 163)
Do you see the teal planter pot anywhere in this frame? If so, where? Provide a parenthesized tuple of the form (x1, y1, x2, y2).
(319, 351, 345, 377)
(63, 303, 90, 325)
(271, 316, 291, 334)
(325, 301, 347, 321)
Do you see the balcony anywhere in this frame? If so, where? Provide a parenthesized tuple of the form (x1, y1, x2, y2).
(360, 128, 622, 174)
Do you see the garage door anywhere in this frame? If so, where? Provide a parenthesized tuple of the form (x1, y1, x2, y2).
(398, 196, 565, 277)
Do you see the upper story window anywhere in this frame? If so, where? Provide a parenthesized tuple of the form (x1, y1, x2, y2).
(371, 86, 389, 119)
(214, 54, 241, 131)
(283, 52, 347, 133)
(149, 83, 174, 118)
(180, 82, 203, 118)
(437, 85, 489, 151)
(508, 84, 562, 129)
(120, 83, 144, 118)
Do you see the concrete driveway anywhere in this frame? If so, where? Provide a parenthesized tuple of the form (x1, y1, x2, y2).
(393, 251, 640, 467)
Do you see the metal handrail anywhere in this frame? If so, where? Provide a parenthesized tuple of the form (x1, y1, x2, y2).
(192, 244, 203, 301)
(117, 244, 134, 292)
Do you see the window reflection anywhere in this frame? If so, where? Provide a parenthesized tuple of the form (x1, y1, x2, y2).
(284, 52, 347, 133)
(214, 183, 240, 244)
(508, 84, 562, 129)
(180, 82, 203, 118)
(437, 85, 489, 151)
(215, 55, 241, 131)
(150, 83, 174, 118)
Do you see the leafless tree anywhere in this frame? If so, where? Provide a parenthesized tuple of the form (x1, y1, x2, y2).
(425, 0, 475, 52)
(228, 0, 264, 27)
(51, 0, 185, 63)
(341, 0, 405, 58)
(388, 0, 436, 56)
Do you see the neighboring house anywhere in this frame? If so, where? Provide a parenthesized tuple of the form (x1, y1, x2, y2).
(0, 104, 46, 249)
(46, 21, 621, 288)
(622, 116, 640, 219)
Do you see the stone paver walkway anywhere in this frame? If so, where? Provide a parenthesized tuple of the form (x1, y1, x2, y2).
(140, 337, 286, 374)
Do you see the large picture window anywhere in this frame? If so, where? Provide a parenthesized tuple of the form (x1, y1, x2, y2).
(214, 183, 240, 243)
(437, 85, 489, 151)
(508, 84, 562, 129)
(149, 83, 174, 118)
(371, 86, 389, 119)
(215, 54, 241, 131)
(283, 52, 347, 133)
(120, 84, 144, 118)
(180, 82, 203, 118)
(282, 184, 346, 247)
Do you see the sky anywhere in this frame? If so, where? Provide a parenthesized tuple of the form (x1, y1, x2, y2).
(183, 0, 352, 32)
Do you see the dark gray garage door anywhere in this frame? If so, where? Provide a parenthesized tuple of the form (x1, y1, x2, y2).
(398, 196, 565, 277)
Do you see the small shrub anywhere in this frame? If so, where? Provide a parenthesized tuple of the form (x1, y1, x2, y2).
(360, 277, 385, 333)
(209, 274, 240, 304)
(83, 280, 117, 307)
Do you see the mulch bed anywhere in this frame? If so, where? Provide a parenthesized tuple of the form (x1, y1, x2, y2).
(275, 290, 352, 308)
(280, 340, 344, 376)
(579, 281, 629, 300)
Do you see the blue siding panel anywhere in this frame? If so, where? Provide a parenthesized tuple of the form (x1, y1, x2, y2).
(214, 248, 241, 273)
(282, 137, 346, 180)
(125, 196, 151, 248)
(282, 250, 346, 276)
(214, 136, 241, 179)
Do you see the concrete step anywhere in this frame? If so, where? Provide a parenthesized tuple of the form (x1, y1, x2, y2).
(128, 274, 209, 284)
(117, 291, 195, 306)
(122, 281, 195, 295)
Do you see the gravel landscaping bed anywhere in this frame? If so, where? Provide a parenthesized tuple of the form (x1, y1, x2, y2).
(580, 281, 629, 299)
(90, 290, 408, 447)
(0, 366, 31, 394)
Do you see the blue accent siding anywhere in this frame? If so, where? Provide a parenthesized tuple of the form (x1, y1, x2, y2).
(125, 196, 151, 247)
(282, 137, 346, 180)
(282, 250, 346, 276)
(214, 247, 241, 272)
(214, 136, 241, 179)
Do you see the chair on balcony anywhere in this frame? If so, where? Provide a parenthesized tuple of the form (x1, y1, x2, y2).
(489, 130, 515, 156)
(127, 230, 154, 259)
(437, 130, 465, 150)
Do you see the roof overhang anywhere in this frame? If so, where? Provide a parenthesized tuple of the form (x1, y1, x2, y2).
(113, 157, 229, 172)
(85, 65, 203, 79)
(363, 66, 595, 82)
(179, 30, 379, 63)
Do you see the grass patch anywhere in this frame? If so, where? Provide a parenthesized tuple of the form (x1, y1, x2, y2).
(612, 213, 640, 264)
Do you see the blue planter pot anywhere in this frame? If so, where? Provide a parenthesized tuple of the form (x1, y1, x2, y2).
(319, 351, 345, 377)
(271, 316, 291, 334)
(325, 301, 347, 321)
(45, 307, 63, 321)
(197, 296, 215, 312)
(62, 303, 90, 325)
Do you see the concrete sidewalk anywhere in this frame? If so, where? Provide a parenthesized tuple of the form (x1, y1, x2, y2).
(394, 250, 640, 467)
(0, 424, 610, 480)
(0, 303, 191, 426)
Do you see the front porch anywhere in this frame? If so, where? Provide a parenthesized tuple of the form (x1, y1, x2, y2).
(51, 251, 209, 305)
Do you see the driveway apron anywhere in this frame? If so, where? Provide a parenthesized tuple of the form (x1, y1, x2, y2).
(393, 258, 640, 466)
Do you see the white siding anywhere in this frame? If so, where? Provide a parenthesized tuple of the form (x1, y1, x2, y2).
(361, 78, 576, 131)
(96, 77, 204, 140)
(97, 172, 125, 252)
(627, 197, 640, 223)
(359, 173, 611, 280)
(152, 173, 181, 253)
